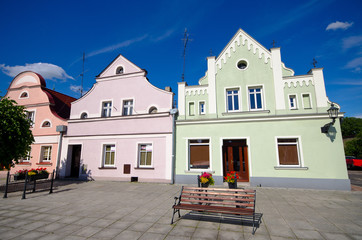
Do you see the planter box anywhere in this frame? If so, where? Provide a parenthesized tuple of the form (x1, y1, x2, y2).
(29, 173, 49, 181)
(14, 175, 25, 181)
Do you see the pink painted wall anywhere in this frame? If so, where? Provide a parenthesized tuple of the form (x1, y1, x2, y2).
(5, 72, 70, 176)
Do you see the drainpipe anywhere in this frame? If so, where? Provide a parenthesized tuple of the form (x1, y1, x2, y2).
(55, 125, 67, 179)
(170, 108, 178, 184)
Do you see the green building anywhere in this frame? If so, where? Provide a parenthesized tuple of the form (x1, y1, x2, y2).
(175, 29, 350, 190)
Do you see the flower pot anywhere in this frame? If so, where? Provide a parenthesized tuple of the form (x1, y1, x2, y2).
(14, 175, 25, 181)
(228, 181, 237, 189)
(201, 182, 210, 188)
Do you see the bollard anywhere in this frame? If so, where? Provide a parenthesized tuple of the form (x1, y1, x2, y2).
(22, 172, 28, 200)
(49, 169, 55, 194)
(32, 179, 36, 193)
(3, 170, 10, 198)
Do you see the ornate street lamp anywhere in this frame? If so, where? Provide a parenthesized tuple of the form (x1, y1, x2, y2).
(321, 103, 339, 133)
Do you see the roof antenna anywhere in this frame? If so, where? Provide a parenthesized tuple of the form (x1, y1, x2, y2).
(80, 52, 85, 97)
(181, 28, 192, 82)
(312, 58, 318, 68)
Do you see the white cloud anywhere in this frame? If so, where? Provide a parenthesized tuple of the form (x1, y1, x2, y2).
(344, 57, 362, 71)
(152, 29, 176, 42)
(0, 63, 73, 81)
(87, 35, 148, 58)
(342, 35, 362, 50)
(70, 85, 82, 93)
(326, 21, 354, 31)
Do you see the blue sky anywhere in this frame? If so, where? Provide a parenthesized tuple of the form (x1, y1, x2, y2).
(0, 0, 361, 117)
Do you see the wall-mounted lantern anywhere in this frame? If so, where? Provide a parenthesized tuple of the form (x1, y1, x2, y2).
(321, 103, 339, 133)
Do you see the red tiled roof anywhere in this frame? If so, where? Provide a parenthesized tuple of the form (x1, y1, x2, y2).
(42, 88, 77, 120)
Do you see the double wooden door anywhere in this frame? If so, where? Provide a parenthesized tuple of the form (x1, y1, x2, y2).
(222, 140, 249, 182)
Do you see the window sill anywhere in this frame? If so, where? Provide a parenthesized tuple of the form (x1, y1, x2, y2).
(36, 162, 52, 166)
(17, 162, 31, 165)
(98, 167, 117, 169)
(184, 170, 215, 173)
(274, 166, 308, 170)
(222, 110, 270, 116)
(134, 167, 154, 170)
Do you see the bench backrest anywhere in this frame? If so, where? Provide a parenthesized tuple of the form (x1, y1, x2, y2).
(179, 186, 256, 212)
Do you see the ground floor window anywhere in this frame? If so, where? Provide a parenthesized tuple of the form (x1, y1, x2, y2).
(103, 145, 115, 167)
(189, 139, 210, 170)
(20, 150, 31, 163)
(277, 138, 300, 165)
(41, 146, 52, 162)
(138, 144, 152, 167)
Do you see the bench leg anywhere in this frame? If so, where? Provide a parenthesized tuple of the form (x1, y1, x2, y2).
(252, 214, 256, 235)
(171, 208, 178, 224)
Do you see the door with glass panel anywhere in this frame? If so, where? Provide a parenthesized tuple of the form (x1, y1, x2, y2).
(222, 139, 249, 182)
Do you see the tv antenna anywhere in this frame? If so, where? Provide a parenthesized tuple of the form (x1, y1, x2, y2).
(181, 28, 192, 82)
(80, 52, 85, 97)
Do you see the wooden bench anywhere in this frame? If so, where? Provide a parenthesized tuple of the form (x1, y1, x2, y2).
(171, 186, 260, 234)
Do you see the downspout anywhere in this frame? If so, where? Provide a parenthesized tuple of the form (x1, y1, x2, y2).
(56, 125, 67, 179)
(170, 108, 178, 184)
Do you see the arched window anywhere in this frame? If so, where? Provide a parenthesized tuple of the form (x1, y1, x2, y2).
(80, 112, 88, 119)
(116, 66, 124, 74)
(149, 106, 158, 114)
(42, 121, 51, 128)
(20, 92, 28, 98)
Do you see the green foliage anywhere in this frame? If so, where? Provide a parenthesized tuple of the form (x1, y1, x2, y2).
(341, 117, 362, 138)
(0, 97, 34, 170)
(345, 137, 362, 159)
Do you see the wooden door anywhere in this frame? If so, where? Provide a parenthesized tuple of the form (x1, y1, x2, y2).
(222, 140, 249, 182)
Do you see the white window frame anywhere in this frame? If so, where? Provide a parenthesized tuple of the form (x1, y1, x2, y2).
(275, 136, 304, 167)
(187, 138, 212, 171)
(188, 101, 195, 116)
(288, 94, 298, 110)
(101, 101, 112, 117)
(235, 59, 249, 71)
(199, 101, 206, 115)
(122, 99, 134, 116)
(80, 112, 89, 119)
(40, 119, 52, 128)
(21, 150, 31, 162)
(26, 109, 36, 128)
(247, 85, 264, 111)
(40, 146, 52, 162)
(19, 91, 29, 99)
(116, 65, 125, 74)
(225, 87, 241, 112)
(137, 143, 153, 168)
(301, 93, 312, 109)
(102, 144, 116, 167)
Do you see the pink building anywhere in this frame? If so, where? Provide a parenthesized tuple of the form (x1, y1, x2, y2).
(4, 71, 76, 175)
(59, 54, 174, 182)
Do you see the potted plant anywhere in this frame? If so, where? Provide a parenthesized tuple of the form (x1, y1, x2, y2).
(14, 169, 26, 181)
(224, 171, 239, 189)
(199, 172, 215, 188)
(28, 168, 49, 181)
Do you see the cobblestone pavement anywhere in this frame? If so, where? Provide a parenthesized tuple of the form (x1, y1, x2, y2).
(0, 181, 361, 240)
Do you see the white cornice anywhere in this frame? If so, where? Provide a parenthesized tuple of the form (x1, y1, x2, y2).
(69, 112, 171, 122)
(96, 71, 146, 82)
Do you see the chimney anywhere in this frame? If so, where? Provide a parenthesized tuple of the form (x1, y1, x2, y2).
(165, 86, 172, 92)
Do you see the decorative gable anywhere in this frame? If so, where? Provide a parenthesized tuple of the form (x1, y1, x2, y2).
(96, 54, 144, 79)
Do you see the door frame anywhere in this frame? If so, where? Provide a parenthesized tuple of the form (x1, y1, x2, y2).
(68, 144, 83, 178)
(220, 137, 251, 182)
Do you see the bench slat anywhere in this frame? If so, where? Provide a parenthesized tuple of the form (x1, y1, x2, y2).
(181, 194, 255, 203)
(183, 190, 255, 198)
(184, 187, 255, 193)
(174, 203, 254, 215)
(182, 198, 254, 207)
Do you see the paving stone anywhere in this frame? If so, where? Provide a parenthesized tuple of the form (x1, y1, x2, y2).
(16, 230, 48, 240)
(146, 223, 174, 234)
(192, 227, 219, 239)
(127, 221, 153, 232)
(91, 227, 125, 239)
(293, 229, 324, 239)
(38, 222, 68, 233)
(217, 230, 244, 240)
(73, 226, 103, 238)
(138, 232, 166, 240)
(169, 225, 196, 237)
(321, 232, 352, 240)
(112, 230, 143, 240)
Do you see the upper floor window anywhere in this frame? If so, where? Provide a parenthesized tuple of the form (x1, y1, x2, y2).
(42, 121, 51, 128)
(199, 102, 205, 115)
(116, 66, 124, 74)
(302, 93, 312, 109)
(289, 95, 297, 110)
(226, 89, 239, 112)
(123, 100, 133, 116)
(277, 138, 301, 166)
(102, 101, 112, 117)
(26, 111, 35, 127)
(248, 87, 263, 110)
(138, 144, 153, 168)
(189, 102, 195, 116)
(41, 146, 52, 162)
(149, 106, 158, 114)
(20, 91, 28, 98)
(80, 112, 88, 119)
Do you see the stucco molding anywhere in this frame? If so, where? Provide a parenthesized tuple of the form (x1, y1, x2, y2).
(185, 86, 208, 96)
(283, 76, 314, 88)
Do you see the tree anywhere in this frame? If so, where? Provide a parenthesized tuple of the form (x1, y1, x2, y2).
(0, 97, 34, 170)
(341, 117, 362, 139)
